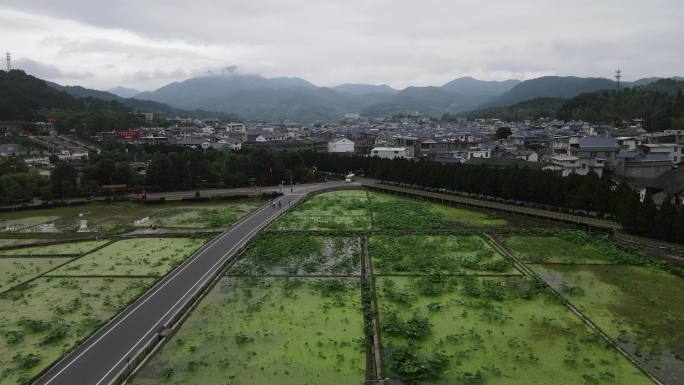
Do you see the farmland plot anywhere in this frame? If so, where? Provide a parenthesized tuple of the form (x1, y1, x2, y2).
(131, 277, 366, 385)
(376, 276, 653, 385)
(0, 277, 155, 385)
(47, 237, 207, 277)
(370, 234, 519, 275)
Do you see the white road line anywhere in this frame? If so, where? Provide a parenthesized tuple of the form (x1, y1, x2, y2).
(41, 184, 334, 385)
(94, 193, 305, 385)
(40, 199, 280, 385)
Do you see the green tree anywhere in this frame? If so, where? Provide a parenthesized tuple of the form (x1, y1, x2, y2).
(495, 127, 512, 139)
(50, 162, 78, 198)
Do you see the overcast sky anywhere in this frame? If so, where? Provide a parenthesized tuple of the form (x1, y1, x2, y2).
(1, 0, 682, 91)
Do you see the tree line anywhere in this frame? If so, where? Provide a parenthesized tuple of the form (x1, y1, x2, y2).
(2, 146, 683, 243)
(300, 152, 684, 243)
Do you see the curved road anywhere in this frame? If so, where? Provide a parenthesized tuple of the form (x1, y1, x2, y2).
(33, 181, 357, 385)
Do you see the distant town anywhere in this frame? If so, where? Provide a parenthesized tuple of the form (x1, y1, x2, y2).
(3, 112, 683, 205)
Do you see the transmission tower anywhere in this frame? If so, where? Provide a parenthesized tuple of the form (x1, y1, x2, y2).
(5, 52, 10, 72)
(615, 68, 622, 90)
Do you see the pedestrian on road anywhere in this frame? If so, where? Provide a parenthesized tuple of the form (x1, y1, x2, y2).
(278, 201, 281, 208)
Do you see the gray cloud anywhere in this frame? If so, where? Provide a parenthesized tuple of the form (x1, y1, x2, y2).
(1, 0, 683, 90)
(13, 58, 94, 81)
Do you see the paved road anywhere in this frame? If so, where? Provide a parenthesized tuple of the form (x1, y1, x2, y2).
(33, 181, 356, 385)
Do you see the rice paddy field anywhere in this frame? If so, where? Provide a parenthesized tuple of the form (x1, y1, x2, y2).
(2, 189, 680, 385)
(0, 197, 265, 235)
(46, 237, 207, 277)
(0, 226, 221, 384)
(132, 277, 366, 385)
(376, 276, 652, 385)
(0, 277, 156, 385)
(0, 240, 109, 256)
(130, 189, 678, 385)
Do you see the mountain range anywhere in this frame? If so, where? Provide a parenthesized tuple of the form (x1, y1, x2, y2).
(127, 73, 679, 122)
(34, 71, 682, 122)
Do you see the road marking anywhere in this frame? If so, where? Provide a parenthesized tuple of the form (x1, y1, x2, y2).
(40, 183, 348, 385)
(39, 197, 285, 385)
(94, 193, 305, 385)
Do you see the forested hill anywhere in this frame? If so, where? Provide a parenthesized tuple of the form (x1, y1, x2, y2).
(0, 69, 130, 121)
(0, 70, 240, 135)
(557, 83, 684, 131)
(450, 79, 684, 131)
(443, 97, 566, 122)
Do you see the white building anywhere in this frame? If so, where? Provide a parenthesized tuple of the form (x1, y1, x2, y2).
(547, 155, 605, 177)
(370, 147, 408, 159)
(639, 143, 684, 164)
(328, 138, 355, 153)
(465, 148, 491, 160)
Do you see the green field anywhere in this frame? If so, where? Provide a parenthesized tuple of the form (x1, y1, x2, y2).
(533, 264, 684, 383)
(47, 237, 207, 277)
(0, 258, 70, 292)
(131, 277, 366, 385)
(273, 190, 371, 231)
(0, 240, 109, 256)
(505, 231, 648, 264)
(370, 193, 507, 230)
(232, 234, 362, 276)
(0, 277, 155, 385)
(370, 234, 519, 275)
(376, 276, 652, 385)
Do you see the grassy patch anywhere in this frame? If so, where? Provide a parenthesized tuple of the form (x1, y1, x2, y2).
(376, 276, 652, 385)
(0, 277, 155, 385)
(0, 240, 109, 256)
(46, 238, 207, 277)
(130, 277, 365, 385)
(0, 258, 70, 292)
(370, 235, 518, 275)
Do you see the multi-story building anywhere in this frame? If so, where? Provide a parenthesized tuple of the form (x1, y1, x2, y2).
(370, 147, 409, 159)
(328, 138, 355, 153)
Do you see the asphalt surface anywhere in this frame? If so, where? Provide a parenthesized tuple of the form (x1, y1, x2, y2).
(33, 181, 356, 385)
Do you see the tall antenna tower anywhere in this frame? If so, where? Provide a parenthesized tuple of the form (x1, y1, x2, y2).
(5, 53, 10, 72)
(615, 68, 622, 90)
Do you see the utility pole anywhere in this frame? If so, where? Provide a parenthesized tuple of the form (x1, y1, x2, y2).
(5, 52, 11, 72)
